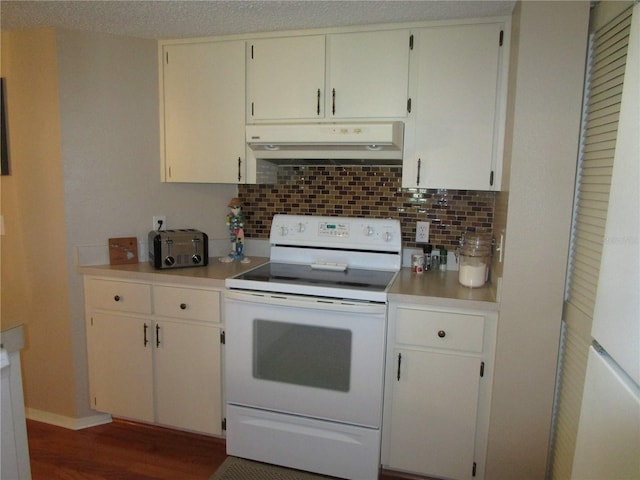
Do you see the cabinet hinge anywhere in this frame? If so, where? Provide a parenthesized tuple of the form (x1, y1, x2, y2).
(473, 461, 477, 477)
(499, 30, 504, 47)
(222, 418, 227, 431)
(490, 170, 494, 186)
(480, 361, 485, 378)
(220, 331, 226, 345)
(409, 34, 414, 50)
(407, 98, 412, 114)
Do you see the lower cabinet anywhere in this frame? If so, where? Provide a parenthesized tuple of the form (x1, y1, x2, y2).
(84, 277, 223, 436)
(382, 303, 497, 480)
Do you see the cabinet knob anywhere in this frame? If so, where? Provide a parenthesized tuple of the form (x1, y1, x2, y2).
(180, 303, 187, 310)
(437, 330, 446, 338)
(114, 295, 121, 302)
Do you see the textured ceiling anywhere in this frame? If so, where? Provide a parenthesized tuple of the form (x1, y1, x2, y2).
(0, 1, 515, 40)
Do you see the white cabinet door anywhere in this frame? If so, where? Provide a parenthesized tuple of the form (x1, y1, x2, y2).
(387, 348, 481, 480)
(326, 30, 410, 118)
(248, 36, 325, 120)
(154, 320, 222, 435)
(403, 23, 504, 189)
(162, 41, 245, 183)
(86, 312, 154, 422)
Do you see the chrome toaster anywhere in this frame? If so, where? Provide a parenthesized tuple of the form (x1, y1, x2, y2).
(148, 229, 208, 269)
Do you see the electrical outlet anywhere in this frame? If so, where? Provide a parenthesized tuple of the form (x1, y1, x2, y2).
(416, 221, 430, 243)
(153, 215, 167, 231)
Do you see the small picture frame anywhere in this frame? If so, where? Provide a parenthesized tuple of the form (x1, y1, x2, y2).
(108, 237, 139, 265)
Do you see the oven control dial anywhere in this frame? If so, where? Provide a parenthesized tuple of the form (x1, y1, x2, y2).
(383, 231, 393, 242)
(364, 226, 374, 237)
(296, 222, 306, 233)
(278, 226, 289, 236)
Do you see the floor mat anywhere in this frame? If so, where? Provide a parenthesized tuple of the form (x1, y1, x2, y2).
(210, 456, 336, 480)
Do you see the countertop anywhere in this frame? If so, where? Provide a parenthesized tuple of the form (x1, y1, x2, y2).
(79, 258, 497, 311)
(388, 268, 498, 311)
(78, 257, 269, 289)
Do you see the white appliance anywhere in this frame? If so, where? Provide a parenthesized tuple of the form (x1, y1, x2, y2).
(246, 122, 404, 160)
(571, 5, 640, 478)
(224, 215, 402, 479)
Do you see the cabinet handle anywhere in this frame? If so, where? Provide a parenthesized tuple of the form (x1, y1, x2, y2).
(416, 158, 421, 186)
(180, 303, 187, 310)
(438, 330, 446, 338)
(143, 323, 149, 347)
(397, 353, 402, 381)
(156, 324, 161, 347)
(237, 157, 242, 182)
(316, 88, 321, 115)
(114, 295, 121, 302)
(332, 88, 336, 115)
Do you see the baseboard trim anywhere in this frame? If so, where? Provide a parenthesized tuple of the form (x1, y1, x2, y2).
(26, 408, 112, 430)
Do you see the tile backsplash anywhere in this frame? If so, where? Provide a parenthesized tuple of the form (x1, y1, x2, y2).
(238, 166, 495, 250)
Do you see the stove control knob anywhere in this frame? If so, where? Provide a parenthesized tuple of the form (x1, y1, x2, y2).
(278, 226, 289, 236)
(364, 226, 374, 237)
(297, 223, 306, 233)
(164, 256, 176, 266)
(192, 254, 202, 264)
(383, 232, 393, 242)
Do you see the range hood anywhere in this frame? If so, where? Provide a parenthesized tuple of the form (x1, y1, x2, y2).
(246, 122, 404, 163)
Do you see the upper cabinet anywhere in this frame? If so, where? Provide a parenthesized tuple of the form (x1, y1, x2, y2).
(402, 22, 508, 190)
(161, 40, 246, 183)
(158, 19, 509, 186)
(326, 30, 410, 119)
(247, 36, 325, 120)
(247, 30, 411, 122)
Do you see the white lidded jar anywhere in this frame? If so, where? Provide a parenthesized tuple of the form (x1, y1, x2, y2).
(457, 233, 492, 288)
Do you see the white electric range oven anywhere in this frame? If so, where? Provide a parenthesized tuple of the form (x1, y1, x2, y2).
(224, 214, 402, 479)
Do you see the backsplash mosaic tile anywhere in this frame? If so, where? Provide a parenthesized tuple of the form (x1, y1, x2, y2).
(238, 166, 495, 250)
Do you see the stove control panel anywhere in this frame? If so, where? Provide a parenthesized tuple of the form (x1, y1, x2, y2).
(270, 215, 401, 253)
(319, 221, 350, 238)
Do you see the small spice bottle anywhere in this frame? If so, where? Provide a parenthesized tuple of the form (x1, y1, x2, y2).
(440, 247, 448, 271)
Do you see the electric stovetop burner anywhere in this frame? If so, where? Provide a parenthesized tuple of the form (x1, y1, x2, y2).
(234, 262, 396, 293)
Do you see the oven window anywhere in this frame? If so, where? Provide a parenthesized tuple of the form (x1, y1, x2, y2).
(253, 320, 352, 392)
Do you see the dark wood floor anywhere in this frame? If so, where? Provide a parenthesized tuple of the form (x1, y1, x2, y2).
(27, 419, 415, 480)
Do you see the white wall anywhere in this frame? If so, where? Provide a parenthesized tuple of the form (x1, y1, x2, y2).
(486, 2, 590, 478)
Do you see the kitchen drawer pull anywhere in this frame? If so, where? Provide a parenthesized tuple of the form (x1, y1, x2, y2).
(437, 330, 446, 338)
(180, 303, 187, 310)
(316, 88, 321, 115)
(397, 353, 402, 381)
(114, 295, 121, 302)
(143, 323, 149, 347)
(156, 324, 161, 347)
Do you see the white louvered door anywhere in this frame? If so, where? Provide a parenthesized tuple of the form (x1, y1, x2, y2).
(550, 4, 635, 479)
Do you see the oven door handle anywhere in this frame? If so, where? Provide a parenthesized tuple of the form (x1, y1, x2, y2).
(224, 290, 386, 314)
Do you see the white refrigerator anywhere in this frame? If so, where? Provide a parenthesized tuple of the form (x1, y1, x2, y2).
(571, 5, 640, 479)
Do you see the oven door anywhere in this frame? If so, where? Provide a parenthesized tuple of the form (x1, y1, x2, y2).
(224, 290, 387, 428)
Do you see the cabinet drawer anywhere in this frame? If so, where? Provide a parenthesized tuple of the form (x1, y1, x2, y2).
(153, 286, 220, 323)
(395, 308, 484, 353)
(85, 278, 152, 314)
